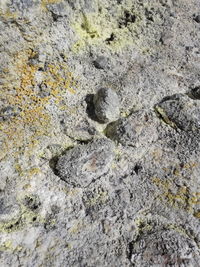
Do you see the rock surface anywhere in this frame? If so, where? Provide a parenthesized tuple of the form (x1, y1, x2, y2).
(56, 138, 115, 187)
(93, 87, 120, 123)
(1, 0, 200, 266)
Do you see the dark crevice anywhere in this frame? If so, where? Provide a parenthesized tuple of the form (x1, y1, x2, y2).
(187, 86, 200, 100)
(49, 155, 60, 176)
(85, 94, 99, 122)
(145, 8, 154, 22)
(105, 33, 115, 44)
(193, 14, 200, 23)
(133, 164, 142, 175)
(127, 241, 134, 262)
(119, 10, 136, 28)
(50, 11, 62, 22)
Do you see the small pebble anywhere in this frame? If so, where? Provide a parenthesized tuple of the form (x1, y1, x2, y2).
(93, 56, 108, 69)
(93, 88, 120, 123)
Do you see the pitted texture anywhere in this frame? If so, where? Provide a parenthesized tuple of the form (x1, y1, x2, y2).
(1, 0, 200, 266)
(56, 139, 115, 187)
(93, 88, 120, 123)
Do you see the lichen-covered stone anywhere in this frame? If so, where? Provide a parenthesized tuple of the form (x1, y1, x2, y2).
(93, 88, 120, 123)
(56, 138, 115, 187)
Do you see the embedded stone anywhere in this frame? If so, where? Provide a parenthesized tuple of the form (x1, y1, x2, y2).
(56, 138, 114, 187)
(93, 88, 120, 123)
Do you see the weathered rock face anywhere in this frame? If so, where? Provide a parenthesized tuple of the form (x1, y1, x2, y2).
(129, 228, 200, 266)
(1, 0, 200, 266)
(56, 138, 115, 187)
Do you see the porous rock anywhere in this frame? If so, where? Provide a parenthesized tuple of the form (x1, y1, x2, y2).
(155, 94, 200, 132)
(56, 138, 115, 187)
(105, 109, 158, 147)
(93, 56, 109, 69)
(93, 88, 120, 123)
(129, 229, 200, 266)
(1, 0, 200, 266)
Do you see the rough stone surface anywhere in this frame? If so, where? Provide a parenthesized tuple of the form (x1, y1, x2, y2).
(56, 138, 115, 187)
(1, 0, 200, 266)
(105, 109, 159, 147)
(93, 87, 120, 123)
(130, 227, 200, 266)
(155, 94, 200, 132)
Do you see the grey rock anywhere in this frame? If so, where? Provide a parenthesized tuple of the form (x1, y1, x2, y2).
(46, 2, 70, 19)
(1, 0, 200, 266)
(93, 56, 109, 69)
(0, 197, 20, 223)
(63, 119, 96, 141)
(10, 0, 35, 11)
(56, 138, 115, 187)
(93, 88, 120, 123)
(155, 94, 200, 132)
(105, 110, 158, 147)
(130, 229, 200, 266)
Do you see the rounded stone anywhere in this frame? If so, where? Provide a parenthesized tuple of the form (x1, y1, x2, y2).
(129, 229, 200, 266)
(93, 88, 120, 123)
(93, 56, 108, 69)
(155, 94, 200, 132)
(55, 138, 115, 187)
(105, 110, 158, 147)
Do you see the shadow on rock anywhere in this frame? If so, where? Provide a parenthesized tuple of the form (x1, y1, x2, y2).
(85, 94, 100, 122)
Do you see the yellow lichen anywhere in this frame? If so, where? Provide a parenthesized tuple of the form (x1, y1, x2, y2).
(0, 8, 18, 21)
(85, 191, 108, 207)
(194, 211, 200, 219)
(0, 49, 77, 161)
(0, 195, 45, 233)
(154, 105, 177, 129)
(69, 220, 85, 234)
(152, 177, 200, 214)
(72, 6, 144, 53)
(1, 240, 13, 250)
